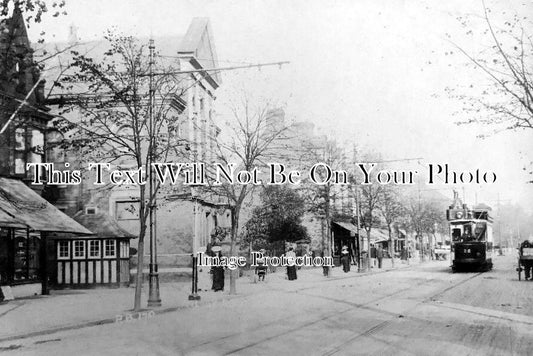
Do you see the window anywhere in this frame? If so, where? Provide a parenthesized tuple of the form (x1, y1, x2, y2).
(104, 240, 116, 258)
(58, 241, 70, 259)
(120, 241, 129, 258)
(85, 207, 97, 215)
(15, 156, 25, 174)
(73, 240, 85, 259)
(31, 129, 44, 154)
(15, 128, 25, 150)
(89, 240, 100, 258)
(13, 127, 45, 176)
(115, 201, 140, 220)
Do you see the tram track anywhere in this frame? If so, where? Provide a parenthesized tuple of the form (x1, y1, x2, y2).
(319, 271, 485, 356)
(183, 270, 485, 355)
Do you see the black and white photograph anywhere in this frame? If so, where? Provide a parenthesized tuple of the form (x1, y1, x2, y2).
(0, 0, 532, 355)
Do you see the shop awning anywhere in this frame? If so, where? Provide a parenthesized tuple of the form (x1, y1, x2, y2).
(332, 222, 391, 242)
(0, 178, 93, 235)
(371, 229, 391, 243)
(332, 221, 359, 235)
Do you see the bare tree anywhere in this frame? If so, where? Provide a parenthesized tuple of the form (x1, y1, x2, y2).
(403, 193, 445, 262)
(299, 137, 346, 276)
(204, 96, 289, 294)
(379, 185, 404, 268)
(53, 33, 188, 311)
(359, 182, 383, 270)
(448, 1, 533, 160)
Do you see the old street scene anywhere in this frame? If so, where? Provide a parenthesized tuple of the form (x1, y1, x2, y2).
(0, 1, 533, 355)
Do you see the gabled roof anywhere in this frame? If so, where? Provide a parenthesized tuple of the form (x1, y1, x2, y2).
(0, 178, 93, 234)
(0, 5, 29, 49)
(40, 19, 221, 95)
(178, 17, 221, 86)
(70, 210, 136, 239)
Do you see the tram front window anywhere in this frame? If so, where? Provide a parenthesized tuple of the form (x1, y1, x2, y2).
(474, 222, 487, 241)
(452, 228, 461, 242)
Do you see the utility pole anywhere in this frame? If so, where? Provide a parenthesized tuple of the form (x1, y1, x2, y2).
(189, 188, 201, 300)
(352, 145, 363, 272)
(418, 175, 424, 262)
(147, 38, 161, 308)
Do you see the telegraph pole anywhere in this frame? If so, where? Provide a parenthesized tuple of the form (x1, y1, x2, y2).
(147, 38, 161, 308)
(189, 191, 201, 300)
(352, 146, 363, 272)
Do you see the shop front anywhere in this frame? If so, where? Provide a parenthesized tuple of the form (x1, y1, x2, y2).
(331, 221, 359, 267)
(0, 178, 92, 299)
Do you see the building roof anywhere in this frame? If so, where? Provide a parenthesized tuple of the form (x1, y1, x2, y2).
(178, 17, 220, 84)
(0, 207, 27, 228)
(39, 18, 221, 96)
(0, 178, 93, 234)
(65, 210, 136, 239)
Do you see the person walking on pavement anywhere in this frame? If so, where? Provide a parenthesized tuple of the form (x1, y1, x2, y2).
(340, 246, 350, 273)
(376, 245, 384, 269)
(286, 247, 297, 280)
(211, 248, 225, 291)
(521, 239, 533, 280)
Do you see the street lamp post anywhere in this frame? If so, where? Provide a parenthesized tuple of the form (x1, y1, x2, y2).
(354, 184, 363, 272)
(147, 38, 161, 308)
(189, 190, 201, 300)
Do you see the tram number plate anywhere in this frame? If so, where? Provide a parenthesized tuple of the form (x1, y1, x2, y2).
(463, 248, 471, 253)
(523, 248, 533, 256)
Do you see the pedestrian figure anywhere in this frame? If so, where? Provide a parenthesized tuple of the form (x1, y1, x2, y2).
(370, 245, 377, 268)
(340, 246, 350, 273)
(255, 249, 267, 282)
(286, 247, 297, 280)
(376, 245, 384, 269)
(211, 249, 225, 291)
(521, 239, 533, 280)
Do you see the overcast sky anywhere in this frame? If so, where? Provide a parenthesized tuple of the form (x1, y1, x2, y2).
(26, 0, 533, 210)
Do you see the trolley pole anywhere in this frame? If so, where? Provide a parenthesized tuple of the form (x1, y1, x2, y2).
(147, 38, 161, 308)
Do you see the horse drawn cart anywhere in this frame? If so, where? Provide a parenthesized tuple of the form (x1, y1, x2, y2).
(516, 240, 533, 281)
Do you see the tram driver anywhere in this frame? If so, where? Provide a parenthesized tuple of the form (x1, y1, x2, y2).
(461, 225, 474, 242)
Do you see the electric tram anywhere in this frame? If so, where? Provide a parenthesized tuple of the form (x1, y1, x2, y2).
(447, 192, 494, 272)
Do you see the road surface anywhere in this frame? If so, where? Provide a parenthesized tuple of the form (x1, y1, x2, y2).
(2, 254, 532, 355)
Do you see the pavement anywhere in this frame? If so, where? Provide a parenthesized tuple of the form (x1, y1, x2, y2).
(0, 257, 419, 343)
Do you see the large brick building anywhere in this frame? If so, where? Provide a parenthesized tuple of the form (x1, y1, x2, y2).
(43, 18, 231, 270)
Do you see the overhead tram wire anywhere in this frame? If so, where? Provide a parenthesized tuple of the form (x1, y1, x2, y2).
(156, 54, 258, 67)
(45, 60, 288, 103)
(136, 61, 290, 77)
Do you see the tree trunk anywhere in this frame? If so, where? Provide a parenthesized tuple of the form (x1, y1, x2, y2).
(134, 187, 147, 311)
(134, 232, 145, 311)
(366, 229, 371, 271)
(324, 214, 333, 277)
(388, 226, 395, 268)
(229, 207, 239, 294)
